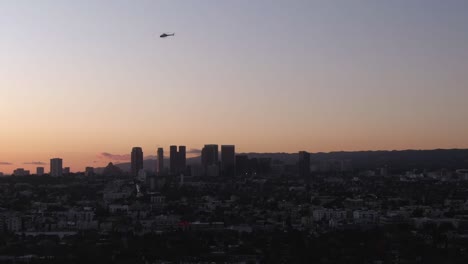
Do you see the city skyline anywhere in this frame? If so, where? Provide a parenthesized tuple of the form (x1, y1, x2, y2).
(1, 144, 286, 174)
(3, 145, 468, 175)
(2, 0, 468, 173)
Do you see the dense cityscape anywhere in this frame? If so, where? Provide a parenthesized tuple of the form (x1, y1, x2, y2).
(3, 1, 468, 263)
(1, 146, 468, 263)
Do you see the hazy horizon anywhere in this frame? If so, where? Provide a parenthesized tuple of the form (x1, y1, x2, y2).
(2, 0, 468, 173)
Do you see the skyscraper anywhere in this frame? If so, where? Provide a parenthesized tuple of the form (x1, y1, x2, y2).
(170, 145, 178, 175)
(131, 147, 144, 177)
(221, 145, 235, 176)
(202, 144, 219, 169)
(170, 145, 186, 175)
(178, 146, 186, 174)
(157, 147, 164, 175)
(50, 158, 63, 177)
(298, 151, 311, 178)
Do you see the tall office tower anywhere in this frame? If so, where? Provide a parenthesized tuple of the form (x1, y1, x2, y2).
(169, 145, 178, 175)
(131, 147, 144, 177)
(169, 145, 186, 175)
(298, 151, 311, 178)
(157, 148, 164, 175)
(50, 158, 63, 177)
(221, 145, 235, 176)
(178, 146, 186, 174)
(202, 144, 219, 168)
(36, 167, 44, 176)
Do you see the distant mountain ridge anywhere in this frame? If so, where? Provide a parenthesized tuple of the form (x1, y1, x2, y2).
(246, 149, 468, 171)
(96, 149, 468, 173)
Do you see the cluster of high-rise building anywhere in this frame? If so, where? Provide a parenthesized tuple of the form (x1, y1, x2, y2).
(4, 147, 312, 178)
(131, 144, 237, 178)
(129, 145, 188, 177)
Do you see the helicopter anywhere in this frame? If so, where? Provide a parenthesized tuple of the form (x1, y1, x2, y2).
(160, 32, 175, 38)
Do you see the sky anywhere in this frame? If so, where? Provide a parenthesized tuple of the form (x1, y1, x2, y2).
(1, 0, 468, 174)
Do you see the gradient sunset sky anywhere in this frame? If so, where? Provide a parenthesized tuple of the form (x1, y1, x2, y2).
(1, 0, 468, 174)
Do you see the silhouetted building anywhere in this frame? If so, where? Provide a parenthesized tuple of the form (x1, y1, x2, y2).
(131, 147, 144, 177)
(13, 168, 30, 176)
(298, 151, 311, 178)
(202, 144, 218, 168)
(170, 145, 186, 175)
(318, 159, 353, 172)
(233, 155, 271, 176)
(271, 160, 286, 176)
(206, 164, 219, 177)
(190, 164, 204, 177)
(257, 158, 272, 175)
(36, 167, 44, 176)
(138, 169, 147, 181)
(249, 158, 259, 175)
(178, 146, 186, 174)
(85, 167, 94, 177)
(157, 147, 164, 175)
(50, 158, 63, 177)
(170, 145, 177, 174)
(221, 145, 235, 176)
(236, 155, 250, 175)
(63, 167, 70, 175)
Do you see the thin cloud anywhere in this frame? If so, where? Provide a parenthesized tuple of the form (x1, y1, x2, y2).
(97, 152, 131, 161)
(0, 162, 13, 165)
(187, 148, 202, 155)
(23, 161, 47, 165)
